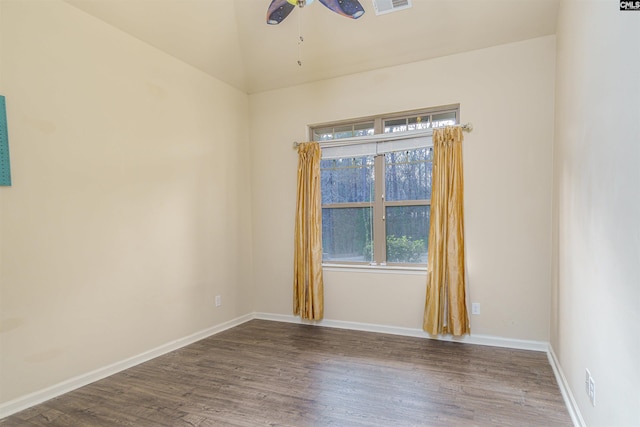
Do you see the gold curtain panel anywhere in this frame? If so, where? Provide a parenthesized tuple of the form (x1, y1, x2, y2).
(293, 142, 324, 320)
(423, 127, 470, 336)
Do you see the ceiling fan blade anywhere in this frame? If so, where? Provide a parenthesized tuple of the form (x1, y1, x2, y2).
(318, 0, 365, 19)
(267, 0, 296, 24)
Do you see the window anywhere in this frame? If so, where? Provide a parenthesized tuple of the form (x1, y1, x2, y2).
(314, 105, 458, 266)
(313, 121, 374, 141)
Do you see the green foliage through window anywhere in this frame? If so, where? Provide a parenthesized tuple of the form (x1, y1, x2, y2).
(385, 235, 426, 263)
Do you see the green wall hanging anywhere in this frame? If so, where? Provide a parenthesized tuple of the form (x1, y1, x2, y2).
(0, 95, 11, 186)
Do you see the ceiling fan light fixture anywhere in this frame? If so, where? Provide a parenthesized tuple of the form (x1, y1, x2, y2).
(267, 0, 365, 24)
(286, 0, 315, 7)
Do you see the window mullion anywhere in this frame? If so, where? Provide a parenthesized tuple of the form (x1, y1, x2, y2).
(373, 155, 386, 265)
(322, 202, 374, 209)
(384, 200, 430, 207)
(374, 117, 383, 134)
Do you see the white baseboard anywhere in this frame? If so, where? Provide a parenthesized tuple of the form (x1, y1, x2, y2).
(548, 345, 585, 427)
(254, 312, 549, 352)
(0, 313, 254, 420)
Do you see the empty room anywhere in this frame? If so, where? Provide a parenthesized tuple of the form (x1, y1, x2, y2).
(0, 0, 638, 426)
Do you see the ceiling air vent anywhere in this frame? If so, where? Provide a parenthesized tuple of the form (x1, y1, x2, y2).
(371, 0, 411, 15)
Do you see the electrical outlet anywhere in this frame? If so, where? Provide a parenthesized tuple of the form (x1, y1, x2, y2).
(585, 369, 591, 394)
(471, 303, 481, 315)
(585, 369, 596, 406)
(215, 295, 221, 307)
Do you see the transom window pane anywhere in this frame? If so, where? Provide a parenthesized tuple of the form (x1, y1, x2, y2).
(312, 121, 374, 141)
(384, 118, 408, 133)
(408, 116, 430, 131)
(322, 207, 373, 263)
(385, 147, 433, 201)
(334, 124, 354, 139)
(384, 111, 457, 133)
(314, 127, 335, 141)
(432, 111, 457, 128)
(321, 156, 374, 204)
(384, 115, 431, 133)
(354, 122, 374, 137)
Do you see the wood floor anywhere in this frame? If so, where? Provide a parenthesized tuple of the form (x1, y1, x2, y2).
(1, 320, 572, 426)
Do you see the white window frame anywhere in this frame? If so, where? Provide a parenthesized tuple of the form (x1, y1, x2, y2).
(312, 105, 460, 268)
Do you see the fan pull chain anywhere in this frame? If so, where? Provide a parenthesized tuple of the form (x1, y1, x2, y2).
(297, 8, 303, 66)
(298, 35, 303, 66)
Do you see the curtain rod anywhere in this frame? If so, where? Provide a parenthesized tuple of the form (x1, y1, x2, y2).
(293, 122, 473, 149)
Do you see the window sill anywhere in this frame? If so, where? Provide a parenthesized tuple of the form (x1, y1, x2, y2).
(322, 263, 427, 275)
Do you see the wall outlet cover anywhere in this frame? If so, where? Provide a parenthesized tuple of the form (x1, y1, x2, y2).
(471, 303, 481, 315)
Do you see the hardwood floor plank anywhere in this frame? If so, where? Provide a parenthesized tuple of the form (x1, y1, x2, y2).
(1, 320, 572, 426)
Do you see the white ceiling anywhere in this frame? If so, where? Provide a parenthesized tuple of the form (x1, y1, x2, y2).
(65, 0, 559, 94)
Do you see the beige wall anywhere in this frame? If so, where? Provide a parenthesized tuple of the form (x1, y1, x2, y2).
(13, 1, 636, 420)
(0, 0, 253, 403)
(552, 1, 640, 425)
(250, 36, 556, 341)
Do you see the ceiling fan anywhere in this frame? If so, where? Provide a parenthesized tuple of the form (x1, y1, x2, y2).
(267, 0, 365, 25)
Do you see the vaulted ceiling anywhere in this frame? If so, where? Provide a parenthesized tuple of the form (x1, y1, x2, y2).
(65, 0, 559, 94)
